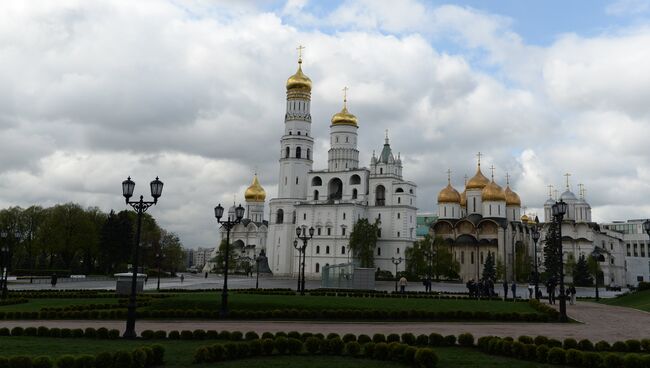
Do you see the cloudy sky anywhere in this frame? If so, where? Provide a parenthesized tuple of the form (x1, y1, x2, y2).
(1, 0, 649, 248)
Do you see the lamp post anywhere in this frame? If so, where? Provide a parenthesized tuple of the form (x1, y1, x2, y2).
(155, 252, 164, 292)
(295, 226, 314, 296)
(214, 203, 245, 317)
(121, 176, 163, 339)
(391, 257, 403, 292)
(255, 250, 265, 289)
(551, 199, 568, 323)
(531, 216, 541, 300)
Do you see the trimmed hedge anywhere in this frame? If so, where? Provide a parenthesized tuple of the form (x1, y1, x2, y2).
(0, 345, 164, 368)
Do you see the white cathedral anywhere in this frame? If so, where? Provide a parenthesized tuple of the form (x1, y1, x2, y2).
(207, 54, 418, 278)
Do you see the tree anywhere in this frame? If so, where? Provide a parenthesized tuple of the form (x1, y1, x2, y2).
(404, 235, 459, 280)
(543, 221, 562, 282)
(564, 253, 576, 278)
(482, 252, 496, 282)
(159, 230, 184, 275)
(588, 255, 603, 287)
(213, 239, 239, 273)
(348, 218, 380, 268)
(573, 254, 593, 286)
(515, 243, 532, 282)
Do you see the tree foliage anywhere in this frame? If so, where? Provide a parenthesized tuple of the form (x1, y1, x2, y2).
(573, 254, 593, 286)
(405, 235, 459, 280)
(543, 221, 562, 281)
(348, 218, 380, 268)
(482, 251, 496, 282)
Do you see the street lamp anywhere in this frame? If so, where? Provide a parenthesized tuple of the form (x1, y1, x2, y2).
(531, 216, 541, 300)
(591, 247, 606, 301)
(214, 202, 244, 317)
(391, 257, 403, 292)
(551, 199, 568, 322)
(295, 226, 314, 296)
(155, 252, 165, 292)
(121, 176, 163, 339)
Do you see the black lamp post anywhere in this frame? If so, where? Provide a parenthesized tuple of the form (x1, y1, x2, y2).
(551, 199, 568, 322)
(391, 257, 403, 292)
(531, 216, 541, 300)
(214, 203, 245, 317)
(121, 176, 163, 339)
(295, 226, 314, 296)
(155, 252, 164, 292)
(591, 247, 605, 301)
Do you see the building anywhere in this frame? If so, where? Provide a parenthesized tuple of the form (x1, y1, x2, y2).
(430, 160, 535, 282)
(265, 54, 418, 277)
(601, 219, 650, 286)
(192, 247, 213, 271)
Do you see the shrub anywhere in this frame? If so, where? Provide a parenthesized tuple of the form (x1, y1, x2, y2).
(245, 331, 259, 340)
(604, 353, 624, 368)
(534, 335, 549, 346)
(107, 329, 119, 340)
(596, 340, 611, 352)
(37, 327, 49, 337)
(358, 334, 371, 344)
(141, 347, 154, 367)
(404, 346, 417, 364)
(223, 343, 238, 360)
(458, 333, 474, 347)
(326, 333, 340, 340)
(10, 327, 24, 336)
(141, 330, 154, 340)
(373, 334, 386, 343)
(96, 328, 108, 339)
(55, 355, 75, 368)
(416, 334, 429, 346)
(565, 349, 583, 366)
(114, 351, 133, 367)
(414, 348, 438, 368)
(641, 339, 650, 352)
(536, 345, 550, 363)
(151, 344, 164, 365)
(511, 341, 526, 359)
(345, 341, 361, 356)
(274, 336, 289, 354)
(262, 338, 275, 355)
(275, 332, 288, 338)
(518, 336, 533, 344)
(564, 338, 578, 350)
(72, 329, 84, 338)
(132, 349, 147, 368)
(613, 341, 628, 352)
(305, 337, 321, 354)
(341, 333, 356, 343)
(74, 355, 95, 368)
(547, 347, 566, 365)
(180, 330, 193, 340)
(168, 331, 180, 340)
(192, 329, 206, 340)
(578, 339, 594, 351)
(623, 354, 643, 368)
(389, 342, 406, 361)
(363, 342, 376, 358)
(374, 342, 389, 360)
(548, 339, 562, 348)
(626, 340, 641, 353)
(501, 340, 514, 356)
(287, 338, 302, 354)
(0, 357, 8, 368)
(582, 352, 603, 368)
(444, 335, 456, 347)
(231, 331, 243, 341)
(60, 329, 72, 338)
(32, 356, 53, 368)
(94, 352, 112, 368)
(329, 338, 345, 355)
(387, 333, 400, 343)
(261, 332, 273, 340)
(524, 344, 538, 361)
(8, 356, 32, 368)
(24, 327, 37, 336)
(401, 333, 416, 346)
(83, 328, 96, 339)
(194, 347, 210, 363)
(0, 328, 9, 336)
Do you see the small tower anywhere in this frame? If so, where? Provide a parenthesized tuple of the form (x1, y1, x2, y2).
(244, 174, 266, 223)
(481, 165, 506, 218)
(328, 87, 360, 171)
(437, 169, 461, 219)
(504, 173, 522, 222)
(465, 152, 490, 215)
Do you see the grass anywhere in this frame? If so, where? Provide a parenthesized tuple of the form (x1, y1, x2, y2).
(598, 289, 650, 312)
(0, 298, 118, 312)
(0, 337, 556, 368)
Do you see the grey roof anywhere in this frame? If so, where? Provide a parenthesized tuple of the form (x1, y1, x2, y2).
(560, 190, 577, 201)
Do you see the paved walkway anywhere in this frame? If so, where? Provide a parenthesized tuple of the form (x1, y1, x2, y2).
(1, 301, 647, 342)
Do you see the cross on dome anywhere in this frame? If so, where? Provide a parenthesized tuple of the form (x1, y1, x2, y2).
(489, 165, 495, 180)
(296, 44, 305, 62)
(547, 184, 554, 198)
(476, 152, 483, 167)
(505, 172, 511, 185)
(446, 169, 452, 184)
(342, 86, 349, 107)
(564, 172, 571, 190)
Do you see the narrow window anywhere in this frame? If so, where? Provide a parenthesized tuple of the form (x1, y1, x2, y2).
(315, 263, 320, 273)
(327, 228, 331, 236)
(317, 228, 322, 236)
(377, 247, 381, 256)
(397, 213, 400, 219)
(444, 207, 447, 217)
(397, 232, 400, 237)
(346, 136, 349, 143)
(352, 189, 358, 199)
(284, 177, 287, 185)
(296, 146, 301, 158)
(343, 213, 346, 220)
(285, 147, 290, 158)
(307, 149, 310, 160)
(397, 248, 400, 254)
(296, 177, 299, 185)
(342, 228, 346, 236)
(489, 204, 492, 216)
(473, 197, 476, 212)
(326, 246, 330, 254)
(303, 213, 306, 220)
(398, 197, 401, 204)
(316, 246, 320, 254)
(297, 131, 301, 135)
(380, 168, 383, 174)
(314, 190, 319, 200)
(471, 252, 474, 264)
(341, 246, 346, 255)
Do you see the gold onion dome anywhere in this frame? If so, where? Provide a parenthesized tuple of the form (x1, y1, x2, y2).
(331, 102, 358, 126)
(521, 214, 530, 223)
(505, 186, 521, 206)
(286, 59, 312, 92)
(460, 189, 467, 207)
(466, 165, 490, 190)
(482, 180, 506, 201)
(438, 182, 461, 203)
(244, 174, 266, 202)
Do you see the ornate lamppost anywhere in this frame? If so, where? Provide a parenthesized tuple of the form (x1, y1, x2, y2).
(531, 216, 541, 300)
(214, 203, 245, 317)
(294, 226, 314, 295)
(391, 257, 403, 292)
(121, 176, 164, 339)
(591, 247, 605, 301)
(551, 199, 568, 322)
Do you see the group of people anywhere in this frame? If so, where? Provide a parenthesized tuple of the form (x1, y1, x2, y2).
(466, 278, 497, 298)
(546, 279, 577, 305)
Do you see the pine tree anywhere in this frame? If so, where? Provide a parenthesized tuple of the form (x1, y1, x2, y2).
(573, 254, 593, 286)
(543, 221, 562, 281)
(482, 252, 496, 282)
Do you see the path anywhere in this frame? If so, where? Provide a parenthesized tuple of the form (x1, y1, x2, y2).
(1, 301, 647, 342)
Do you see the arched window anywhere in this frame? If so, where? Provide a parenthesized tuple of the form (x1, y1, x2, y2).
(292, 210, 296, 224)
(375, 185, 386, 206)
(471, 251, 474, 264)
(307, 149, 310, 160)
(285, 147, 290, 158)
(316, 246, 320, 254)
(313, 190, 319, 200)
(341, 246, 346, 254)
(297, 131, 301, 135)
(352, 189, 358, 199)
(328, 178, 343, 200)
(276, 209, 284, 224)
(289, 131, 292, 135)
(315, 263, 320, 273)
(398, 197, 401, 204)
(377, 247, 381, 256)
(346, 136, 349, 143)
(349, 175, 361, 185)
(312, 177, 322, 186)
(326, 246, 330, 254)
(380, 168, 383, 174)
(395, 188, 404, 193)
(296, 146, 301, 158)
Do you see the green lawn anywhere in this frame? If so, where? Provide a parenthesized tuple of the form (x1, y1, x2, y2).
(0, 298, 118, 312)
(0, 337, 556, 368)
(599, 290, 650, 312)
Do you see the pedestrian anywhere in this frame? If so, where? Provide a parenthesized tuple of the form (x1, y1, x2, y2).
(569, 285, 577, 305)
(50, 273, 58, 288)
(180, 274, 184, 284)
(547, 281, 556, 305)
(503, 280, 509, 301)
(144, 275, 148, 284)
(528, 283, 534, 299)
(511, 282, 517, 301)
(398, 276, 407, 294)
(205, 272, 208, 279)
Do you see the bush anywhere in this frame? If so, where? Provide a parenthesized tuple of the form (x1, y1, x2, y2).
(564, 338, 578, 350)
(94, 352, 112, 368)
(363, 342, 376, 358)
(180, 330, 193, 340)
(518, 336, 533, 344)
(565, 349, 583, 366)
(107, 329, 119, 340)
(604, 353, 624, 368)
(96, 328, 108, 339)
(24, 327, 37, 337)
(328, 338, 344, 355)
(401, 333, 416, 346)
(501, 340, 513, 356)
(582, 352, 603, 368)
(245, 331, 259, 340)
(287, 338, 303, 354)
(342, 333, 356, 343)
(444, 335, 457, 347)
(74, 355, 95, 368)
(416, 334, 429, 346)
(305, 337, 321, 354)
(547, 347, 566, 365)
(0, 328, 9, 336)
(83, 328, 96, 339)
(10, 327, 24, 336)
(613, 341, 628, 352)
(55, 355, 75, 368)
(536, 345, 550, 363)
(132, 349, 147, 368)
(32, 356, 53, 368)
(345, 341, 361, 356)
(141, 330, 154, 340)
(194, 347, 210, 363)
(623, 354, 643, 368)
(274, 336, 289, 354)
(192, 329, 206, 340)
(326, 333, 340, 340)
(387, 333, 400, 343)
(548, 339, 562, 348)
(414, 348, 438, 368)
(358, 334, 371, 344)
(511, 342, 526, 359)
(114, 351, 133, 367)
(0, 357, 8, 368)
(151, 344, 165, 365)
(36, 327, 49, 337)
(458, 333, 474, 347)
(373, 334, 386, 343)
(261, 332, 273, 340)
(641, 339, 650, 352)
(404, 346, 417, 364)
(168, 331, 180, 340)
(72, 329, 84, 338)
(262, 338, 275, 355)
(534, 335, 549, 346)
(626, 340, 641, 353)
(8, 356, 32, 368)
(578, 339, 594, 351)
(596, 340, 611, 352)
(231, 331, 243, 341)
(373, 342, 389, 360)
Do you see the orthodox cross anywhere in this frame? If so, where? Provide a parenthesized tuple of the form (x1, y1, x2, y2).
(547, 184, 554, 198)
(342, 86, 349, 107)
(505, 172, 511, 185)
(476, 152, 483, 166)
(553, 189, 559, 200)
(446, 169, 452, 184)
(464, 175, 468, 185)
(296, 45, 305, 61)
(489, 165, 495, 180)
(578, 183, 585, 198)
(564, 172, 571, 190)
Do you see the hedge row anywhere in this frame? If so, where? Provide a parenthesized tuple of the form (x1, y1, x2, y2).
(0, 299, 28, 307)
(528, 299, 560, 319)
(307, 292, 497, 300)
(478, 336, 650, 367)
(7, 291, 173, 300)
(193, 336, 439, 367)
(0, 326, 122, 339)
(0, 345, 164, 368)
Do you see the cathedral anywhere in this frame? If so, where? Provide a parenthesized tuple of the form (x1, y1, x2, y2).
(431, 158, 535, 282)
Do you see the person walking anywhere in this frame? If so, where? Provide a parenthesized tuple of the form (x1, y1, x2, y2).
(398, 276, 407, 294)
(511, 282, 517, 301)
(503, 280, 509, 301)
(569, 285, 577, 305)
(50, 273, 58, 288)
(528, 283, 534, 299)
(547, 280, 556, 305)
(205, 272, 208, 279)
(180, 274, 184, 284)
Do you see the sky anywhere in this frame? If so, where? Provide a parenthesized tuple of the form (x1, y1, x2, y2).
(1, 0, 649, 249)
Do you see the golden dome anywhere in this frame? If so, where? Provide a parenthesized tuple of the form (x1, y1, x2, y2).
(505, 186, 521, 206)
(438, 183, 461, 203)
(521, 214, 530, 223)
(482, 180, 506, 201)
(331, 104, 358, 126)
(244, 174, 266, 202)
(466, 166, 490, 190)
(286, 60, 312, 92)
(460, 189, 467, 207)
